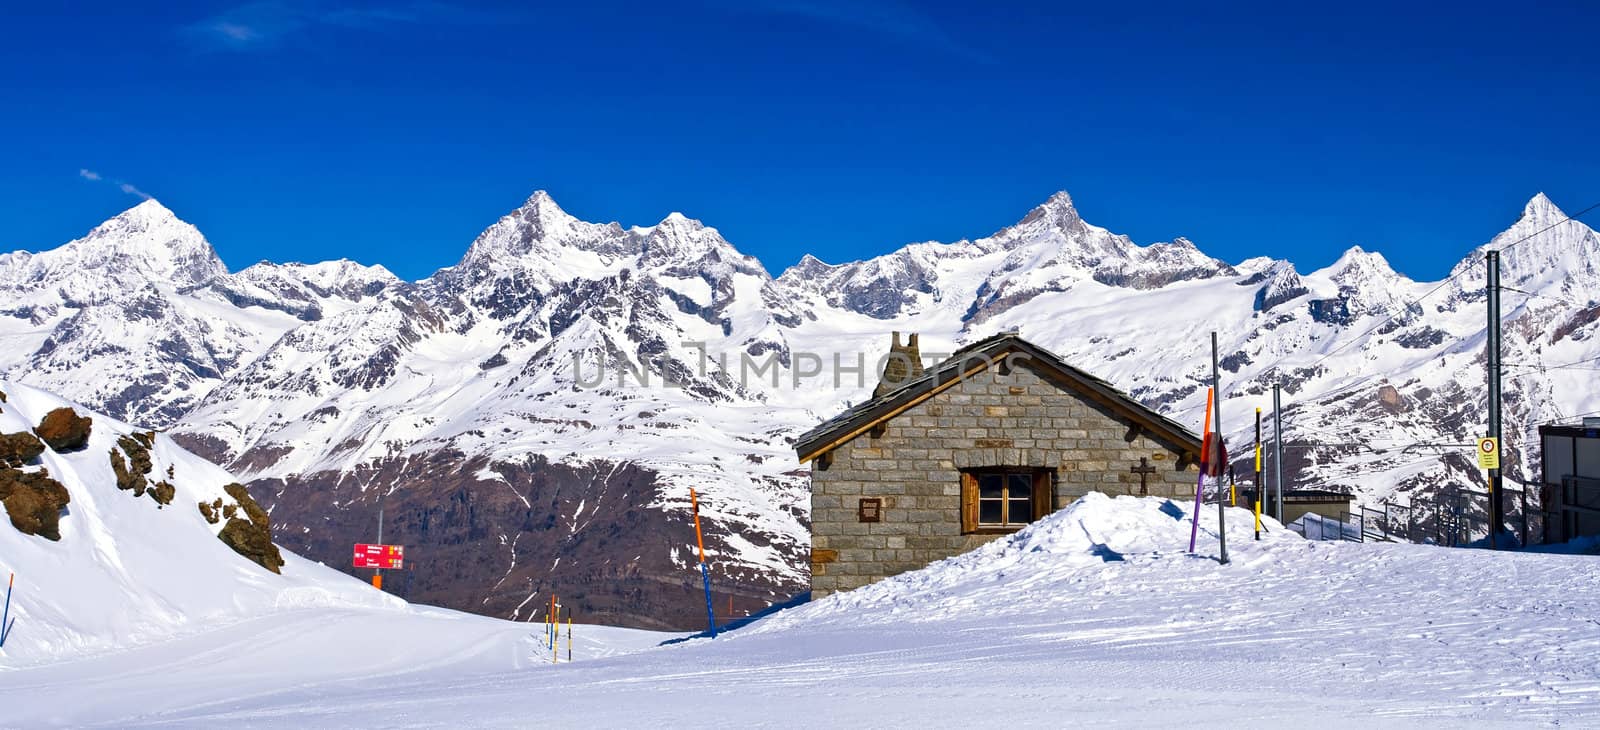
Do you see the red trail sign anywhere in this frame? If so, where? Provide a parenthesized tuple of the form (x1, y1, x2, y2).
(352, 543, 404, 570)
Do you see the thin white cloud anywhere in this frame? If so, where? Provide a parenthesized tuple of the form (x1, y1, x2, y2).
(718, 0, 990, 62)
(184, 2, 495, 50)
(213, 22, 264, 43)
(78, 169, 152, 200)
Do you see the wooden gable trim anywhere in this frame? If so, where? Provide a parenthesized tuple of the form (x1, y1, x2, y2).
(797, 358, 992, 463)
(1023, 362, 1200, 458)
(798, 339, 1202, 463)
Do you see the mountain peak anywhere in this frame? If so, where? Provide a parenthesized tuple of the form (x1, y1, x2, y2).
(1014, 190, 1087, 238)
(1319, 245, 1399, 284)
(62, 199, 227, 287)
(656, 211, 703, 230)
(123, 197, 177, 221)
(1521, 192, 1566, 221)
(1040, 190, 1075, 210)
(517, 189, 576, 221)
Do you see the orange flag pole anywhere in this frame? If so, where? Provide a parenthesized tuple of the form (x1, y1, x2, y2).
(690, 488, 717, 638)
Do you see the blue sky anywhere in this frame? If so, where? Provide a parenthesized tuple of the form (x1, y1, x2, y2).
(3, 1, 1597, 281)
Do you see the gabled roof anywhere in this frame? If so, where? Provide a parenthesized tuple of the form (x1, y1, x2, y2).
(795, 333, 1203, 463)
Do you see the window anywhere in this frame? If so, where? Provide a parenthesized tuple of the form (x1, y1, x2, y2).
(961, 468, 1051, 533)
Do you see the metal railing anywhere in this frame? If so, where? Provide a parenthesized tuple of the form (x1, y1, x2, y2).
(1285, 489, 1513, 547)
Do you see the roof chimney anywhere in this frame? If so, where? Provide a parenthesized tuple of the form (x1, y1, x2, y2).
(874, 331, 924, 398)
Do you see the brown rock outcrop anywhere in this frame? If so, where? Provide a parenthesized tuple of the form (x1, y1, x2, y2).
(35, 408, 92, 452)
(217, 483, 283, 573)
(0, 432, 45, 467)
(0, 467, 70, 540)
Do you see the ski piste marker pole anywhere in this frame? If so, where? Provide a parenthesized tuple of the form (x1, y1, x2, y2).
(0, 573, 14, 649)
(690, 488, 717, 638)
(1189, 387, 1214, 553)
(1254, 407, 1263, 541)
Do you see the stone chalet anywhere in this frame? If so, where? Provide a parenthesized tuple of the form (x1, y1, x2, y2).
(796, 333, 1203, 597)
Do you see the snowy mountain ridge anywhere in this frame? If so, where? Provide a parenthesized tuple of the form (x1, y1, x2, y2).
(3, 189, 1596, 628)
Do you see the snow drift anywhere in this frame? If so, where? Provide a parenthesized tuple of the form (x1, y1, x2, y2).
(758, 492, 1295, 622)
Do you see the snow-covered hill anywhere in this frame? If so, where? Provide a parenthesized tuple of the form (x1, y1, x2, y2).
(3, 190, 1596, 628)
(7, 494, 1599, 727)
(0, 380, 396, 665)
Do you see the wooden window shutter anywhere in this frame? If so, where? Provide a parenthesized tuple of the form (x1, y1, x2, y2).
(960, 472, 978, 533)
(1032, 470, 1052, 521)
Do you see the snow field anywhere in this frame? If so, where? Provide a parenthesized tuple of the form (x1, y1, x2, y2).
(8, 492, 1599, 727)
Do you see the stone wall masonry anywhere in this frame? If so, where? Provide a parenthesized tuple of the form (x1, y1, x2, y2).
(810, 360, 1198, 597)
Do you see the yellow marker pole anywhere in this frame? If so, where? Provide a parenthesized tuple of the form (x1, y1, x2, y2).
(1253, 410, 1263, 535)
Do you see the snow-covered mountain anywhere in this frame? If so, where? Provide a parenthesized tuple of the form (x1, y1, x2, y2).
(4, 190, 1595, 628)
(0, 200, 396, 426)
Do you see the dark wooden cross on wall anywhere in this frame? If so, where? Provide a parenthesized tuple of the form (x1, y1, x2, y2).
(1131, 457, 1157, 496)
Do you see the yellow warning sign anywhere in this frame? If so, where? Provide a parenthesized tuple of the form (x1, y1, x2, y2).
(1477, 437, 1500, 470)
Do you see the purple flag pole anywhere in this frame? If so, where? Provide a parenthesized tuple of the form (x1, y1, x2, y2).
(1189, 472, 1206, 552)
(1189, 388, 1214, 553)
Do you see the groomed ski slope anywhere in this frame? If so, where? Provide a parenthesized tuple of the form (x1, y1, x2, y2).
(7, 493, 1600, 728)
(0, 379, 675, 724)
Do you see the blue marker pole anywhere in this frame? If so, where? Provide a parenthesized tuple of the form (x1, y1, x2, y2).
(690, 489, 717, 638)
(1, 573, 15, 649)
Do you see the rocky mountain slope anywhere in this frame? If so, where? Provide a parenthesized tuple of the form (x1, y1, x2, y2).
(3, 190, 1595, 627)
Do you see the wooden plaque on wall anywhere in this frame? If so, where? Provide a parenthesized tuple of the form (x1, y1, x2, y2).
(858, 497, 882, 523)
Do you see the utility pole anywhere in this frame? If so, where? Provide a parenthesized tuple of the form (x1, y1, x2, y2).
(374, 484, 386, 590)
(1272, 384, 1285, 524)
(1213, 331, 1229, 565)
(1486, 251, 1504, 549)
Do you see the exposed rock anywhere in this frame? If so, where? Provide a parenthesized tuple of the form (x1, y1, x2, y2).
(478, 352, 509, 370)
(148, 481, 175, 506)
(1378, 385, 1407, 414)
(0, 432, 45, 467)
(1395, 326, 1449, 349)
(34, 407, 92, 452)
(198, 497, 222, 524)
(110, 449, 146, 496)
(1553, 305, 1600, 344)
(1253, 264, 1309, 312)
(1219, 351, 1254, 374)
(218, 483, 283, 573)
(110, 434, 158, 497)
(1308, 295, 1354, 325)
(0, 467, 70, 540)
